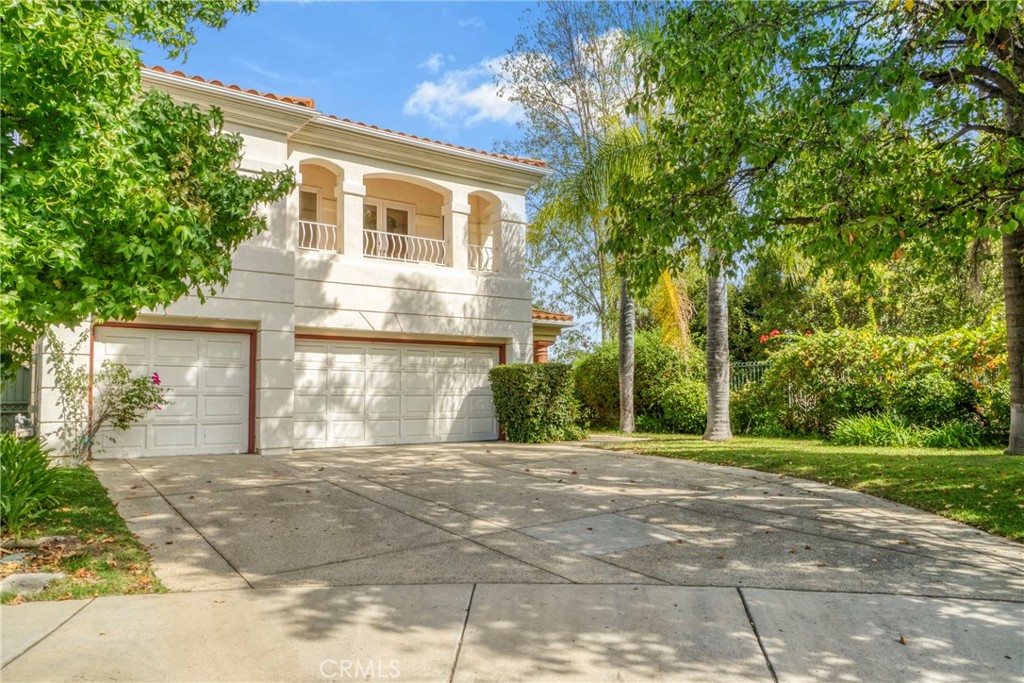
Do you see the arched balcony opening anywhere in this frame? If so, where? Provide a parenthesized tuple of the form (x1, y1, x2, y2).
(468, 191, 501, 272)
(297, 160, 342, 253)
(362, 176, 448, 266)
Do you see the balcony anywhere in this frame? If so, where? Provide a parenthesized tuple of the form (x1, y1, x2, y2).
(363, 229, 447, 266)
(298, 221, 340, 252)
(294, 163, 503, 273)
(468, 244, 495, 272)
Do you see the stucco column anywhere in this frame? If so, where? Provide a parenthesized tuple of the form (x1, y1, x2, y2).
(444, 199, 471, 270)
(500, 196, 528, 279)
(255, 323, 295, 457)
(488, 206, 503, 272)
(341, 176, 365, 258)
(285, 170, 302, 253)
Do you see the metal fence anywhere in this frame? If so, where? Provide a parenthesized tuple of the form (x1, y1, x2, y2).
(730, 361, 770, 391)
(1, 366, 32, 432)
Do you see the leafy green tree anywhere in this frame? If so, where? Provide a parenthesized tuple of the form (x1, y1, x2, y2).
(1, 0, 294, 375)
(612, 1, 1023, 452)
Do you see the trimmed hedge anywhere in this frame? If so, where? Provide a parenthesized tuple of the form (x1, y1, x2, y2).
(488, 363, 587, 443)
(660, 378, 708, 434)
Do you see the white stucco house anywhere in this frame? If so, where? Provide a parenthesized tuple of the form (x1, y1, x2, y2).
(33, 67, 572, 458)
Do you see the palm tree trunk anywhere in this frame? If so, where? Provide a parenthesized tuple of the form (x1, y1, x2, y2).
(619, 276, 635, 433)
(704, 261, 732, 441)
(1004, 224, 1024, 454)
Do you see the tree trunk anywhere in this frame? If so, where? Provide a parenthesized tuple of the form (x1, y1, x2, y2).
(1004, 224, 1024, 454)
(1004, 95, 1023, 455)
(704, 263, 732, 441)
(618, 276, 636, 433)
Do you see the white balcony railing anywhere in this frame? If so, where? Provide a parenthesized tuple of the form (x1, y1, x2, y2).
(363, 229, 447, 266)
(298, 221, 340, 252)
(468, 244, 496, 272)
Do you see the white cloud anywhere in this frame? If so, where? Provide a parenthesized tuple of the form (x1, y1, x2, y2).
(457, 16, 485, 30)
(404, 58, 523, 128)
(417, 53, 453, 74)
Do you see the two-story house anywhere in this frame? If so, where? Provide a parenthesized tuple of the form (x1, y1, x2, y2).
(34, 67, 572, 457)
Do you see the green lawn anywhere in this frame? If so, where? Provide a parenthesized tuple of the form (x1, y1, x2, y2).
(1, 466, 164, 604)
(599, 434, 1024, 542)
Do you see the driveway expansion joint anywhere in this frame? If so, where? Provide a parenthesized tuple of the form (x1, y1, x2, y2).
(127, 460, 254, 589)
(446, 583, 476, 683)
(738, 587, 779, 683)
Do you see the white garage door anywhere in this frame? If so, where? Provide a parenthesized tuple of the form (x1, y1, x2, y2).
(294, 339, 500, 448)
(92, 327, 250, 457)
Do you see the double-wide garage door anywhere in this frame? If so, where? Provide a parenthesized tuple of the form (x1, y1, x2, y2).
(294, 339, 499, 448)
(92, 327, 251, 457)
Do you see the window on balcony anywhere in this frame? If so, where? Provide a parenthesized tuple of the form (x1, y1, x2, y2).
(363, 198, 447, 265)
(299, 188, 320, 222)
(297, 182, 339, 252)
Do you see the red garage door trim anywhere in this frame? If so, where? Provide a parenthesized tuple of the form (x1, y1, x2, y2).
(91, 323, 257, 454)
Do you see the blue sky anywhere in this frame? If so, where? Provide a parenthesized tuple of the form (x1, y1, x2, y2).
(138, 1, 535, 155)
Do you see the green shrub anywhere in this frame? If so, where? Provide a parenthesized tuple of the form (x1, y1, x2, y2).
(755, 329, 888, 435)
(573, 330, 704, 427)
(977, 379, 1011, 438)
(830, 415, 920, 447)
(661, 378, 708, 434)
(892, 372, 971, 427)
(489, 363, 586, 443)
(731, 384, 788, 437)
(1, 434, 64, 537)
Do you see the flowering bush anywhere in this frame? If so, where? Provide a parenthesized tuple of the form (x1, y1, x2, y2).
(735, 320, 1009, 440)
(48, 330, 170, 463)
(92, 361, 169, 434)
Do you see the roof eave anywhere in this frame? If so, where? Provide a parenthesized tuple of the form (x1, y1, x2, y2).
(141, 68, 320, 134)
(313, 116, 550, 178)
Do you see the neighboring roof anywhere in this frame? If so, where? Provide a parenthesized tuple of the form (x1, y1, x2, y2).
(532, 307, 574, 323)
(143, 66, 547, 169)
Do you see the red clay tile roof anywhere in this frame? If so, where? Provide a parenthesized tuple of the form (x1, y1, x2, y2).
(320, 114, 547, 168)
(144, 66, 547, 169)
(146, 65, 317, 108)
(532, 307, 574, 323)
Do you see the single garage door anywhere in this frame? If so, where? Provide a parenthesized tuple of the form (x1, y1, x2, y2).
(92, 327, 251, 457)
(294, 339, 500, 448)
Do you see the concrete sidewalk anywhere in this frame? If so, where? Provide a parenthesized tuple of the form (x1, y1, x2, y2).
(3, 583, 1022, 682)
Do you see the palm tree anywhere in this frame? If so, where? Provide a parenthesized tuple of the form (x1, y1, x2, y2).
(532, 126, 650, 432)
(703, 254, 732, 441)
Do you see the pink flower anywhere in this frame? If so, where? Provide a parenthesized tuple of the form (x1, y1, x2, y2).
(151, 372, 161, 386)
(769, 330, 780, 337)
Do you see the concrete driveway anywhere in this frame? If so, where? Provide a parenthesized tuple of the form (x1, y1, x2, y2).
(3, 439, 1022, 682)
